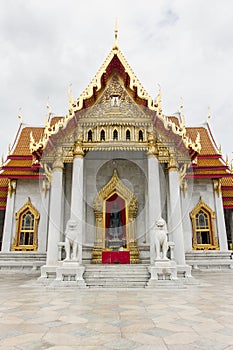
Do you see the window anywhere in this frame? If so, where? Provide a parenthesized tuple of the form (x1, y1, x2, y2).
(195, 210, 211, 244)
(100, 129, 105, 141)
(126, 129, 130, 141)
(113, 129, 118, 141)
(111, 95, 120, 107)
(20, 211, 35, 245)
(190, 198, 219, 250)
(88, 130, 92, 142)
(11, 198, 40, 251)
(139, 130, 143, 142)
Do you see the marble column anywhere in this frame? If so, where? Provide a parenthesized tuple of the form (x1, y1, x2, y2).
(168, 159, 186, 266)
(69, 142, 84, 264)
(1, 180, 17, 252)
(148, 153, 162, 264)
(46, 149, 64, 266)
(213, 180, 228, 251)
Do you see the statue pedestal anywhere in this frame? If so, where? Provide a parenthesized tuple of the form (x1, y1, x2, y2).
(54, 261, 87, 287)
(149, 259, 178, 281)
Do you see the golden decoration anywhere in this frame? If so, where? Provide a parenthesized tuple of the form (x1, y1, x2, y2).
(190, 197, 219, 250)
(29, 43, 201, 157)
(92, 169, 140, 264)
(213, 179, 221, 198)
(11, 197, 40, 252)
(8, 179, 16, 198)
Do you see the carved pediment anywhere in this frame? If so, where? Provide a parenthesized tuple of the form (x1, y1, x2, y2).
(93, 169, 138, 215)
(79, 75, 151, 123)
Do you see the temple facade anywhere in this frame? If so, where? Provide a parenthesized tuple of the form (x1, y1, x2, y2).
(0, 36, 233, 284)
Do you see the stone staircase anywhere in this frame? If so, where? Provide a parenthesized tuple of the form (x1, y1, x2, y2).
(0, 252, 46, 272)
(185, 251, 233, 271)
(84, 264, 150, 288)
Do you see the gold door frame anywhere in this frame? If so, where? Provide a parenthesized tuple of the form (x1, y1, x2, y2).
(92, 169, 140, 263)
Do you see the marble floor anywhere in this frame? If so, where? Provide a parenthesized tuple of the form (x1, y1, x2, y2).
(0, 271, 233, 350)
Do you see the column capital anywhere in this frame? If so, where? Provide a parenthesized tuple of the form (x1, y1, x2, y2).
(73, 141, 84, 159)
(167, 153, 178, 172)
(147, 141, 158, 158)
(52, 146, 64, 171)
(8, 179, 17, 198)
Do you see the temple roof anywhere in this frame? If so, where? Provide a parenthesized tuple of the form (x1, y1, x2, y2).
(29, 42, 201, 158)
(0, 126, 44, 180)
(0, 178, 8, 210)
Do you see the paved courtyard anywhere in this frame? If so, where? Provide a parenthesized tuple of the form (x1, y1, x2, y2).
(0, 271, 233, 350)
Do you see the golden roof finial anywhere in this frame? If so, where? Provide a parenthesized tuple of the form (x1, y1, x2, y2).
(8, 144, 11, 155)
(68, 83, 74, 104)
(46, 97, 52, 121)
(226, 154, 229, 166)
(179, 97, 184, 115)
(17, 108, 23, 124)
(113, 19, 118, 50)
(218, 144, 222, 155)
(206, 106, 211, 123)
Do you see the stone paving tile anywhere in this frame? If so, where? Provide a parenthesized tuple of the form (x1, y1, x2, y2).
(1, 271, 233, 349)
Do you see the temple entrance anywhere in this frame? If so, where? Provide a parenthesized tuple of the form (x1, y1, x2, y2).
(106, 193, 126, 249)
(92, 169, 140, 263)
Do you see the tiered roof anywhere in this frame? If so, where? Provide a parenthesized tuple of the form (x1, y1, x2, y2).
(0, 126, 44, 179)
(0, 178, 8, 210)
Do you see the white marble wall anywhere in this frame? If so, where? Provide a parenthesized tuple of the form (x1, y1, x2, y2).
(5, 179, 49, 252)
(181, 178, 227, 252)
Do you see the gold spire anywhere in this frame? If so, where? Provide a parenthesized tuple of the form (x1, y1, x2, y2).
(179, 97, 184, 116)
(17, 108, 23, 124)
(68, 83, 74, 104)
(206, 106, 211, 123)
(46, 97, 52, 120)
(113, 19, 118, 50)
(218, 144, 222, 155)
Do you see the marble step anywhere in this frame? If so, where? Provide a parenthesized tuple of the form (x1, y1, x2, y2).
(84, 264, 150, 288)
(185, 251, 233, 270)
(0, 252, 46, 271)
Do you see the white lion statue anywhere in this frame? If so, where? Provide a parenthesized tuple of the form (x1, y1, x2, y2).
(154, 218, 169, 260)
(64, 219, 81, 262)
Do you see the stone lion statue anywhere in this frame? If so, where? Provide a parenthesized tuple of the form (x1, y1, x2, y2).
(154, 218, 169, 260)
(64, 219, 81, 262)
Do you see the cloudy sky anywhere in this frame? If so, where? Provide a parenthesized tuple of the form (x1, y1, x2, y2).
(0, 0, 232, 161)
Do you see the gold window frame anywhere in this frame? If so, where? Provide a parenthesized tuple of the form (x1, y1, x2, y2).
(11, 197, 40, 251)
(190, 197, 219, 250)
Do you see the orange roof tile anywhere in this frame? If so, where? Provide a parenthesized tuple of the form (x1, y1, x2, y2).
(186, 127, 218, 155)
(12, 127, 44, 156)
(50, 116, 64, 126)
(0, 178, 8, 187)
(222, 177, 233, 187)
(4, 159, 32, 167)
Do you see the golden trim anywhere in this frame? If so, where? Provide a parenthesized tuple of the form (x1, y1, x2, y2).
(190, 197, 219, 250)
(92, 169, 139, 263)
(213, 179, 221, 197)
(11, 197, 40, 251)
(30, 45, 201, 157)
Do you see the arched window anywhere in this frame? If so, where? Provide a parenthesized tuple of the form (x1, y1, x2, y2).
(190, 198, 219, 250)
(11, 198, 40, 251)
(139, 130, 143, 142)
(88, 130, 92, 142)
(126, 129, 130, 141)
(113, 129, 118, 141)
(100, 129, 105, 141)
